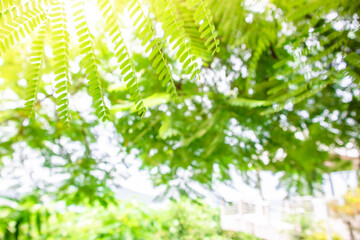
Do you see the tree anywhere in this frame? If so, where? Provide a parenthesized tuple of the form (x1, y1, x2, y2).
(0, 0, 359, 202)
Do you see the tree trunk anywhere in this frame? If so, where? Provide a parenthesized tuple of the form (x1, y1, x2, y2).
(328, 173, 335, 197)
(256, 170, 264, 200)
(346, 221, 355, 240)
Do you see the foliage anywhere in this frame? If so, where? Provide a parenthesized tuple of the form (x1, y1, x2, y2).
(329, 187, 360, 217)
(0, 196, 259, 240)
(0, 0, 359, 201)
(285, 212, 342, 240)
(286, 212, 315, 240)
(305, 232, 342, 240)
(328, 187, 360, 240)
(1, 0, 219, 119)
(1, 0, 358, 118)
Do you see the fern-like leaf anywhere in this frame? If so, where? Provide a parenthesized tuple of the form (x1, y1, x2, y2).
(345, 52, 360, 69)
(50, 0, 71, 122)
(0, 0, 19, 18)
(98, 0, 146, 116)
(0, 1, 46, 55)
(24, 21, 46, 117)
(72, 0, 110, 121)
(153, 0, 201, 81)
(267, 75, 305, 96)
(208, 0, 243, 46)
(262, 76, 334, 115)
(128, 0, 177, 98)
(186, 0, 219, 55)
(172, 0, 211, 63)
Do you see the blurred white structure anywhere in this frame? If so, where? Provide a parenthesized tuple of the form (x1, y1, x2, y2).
(220, 195, 351, 240)
(220, 192, 290, 240)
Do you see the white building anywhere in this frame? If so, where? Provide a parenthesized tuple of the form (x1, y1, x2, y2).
(220, 195, 351, 240)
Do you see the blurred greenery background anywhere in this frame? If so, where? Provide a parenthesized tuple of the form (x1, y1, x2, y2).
(0, 0, 359, 239)
(0, 196, 261, 240)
